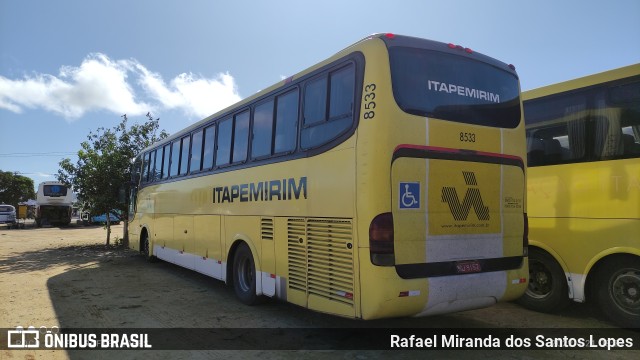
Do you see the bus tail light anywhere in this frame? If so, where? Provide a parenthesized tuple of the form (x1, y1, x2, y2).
(369, 212, 395, 266)
(523, 212, 529, 257)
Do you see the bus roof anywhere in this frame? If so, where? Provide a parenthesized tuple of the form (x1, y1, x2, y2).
(140, 33, 518, 154)
(522, 63, 640, 101)
(38, 181, 67, 187)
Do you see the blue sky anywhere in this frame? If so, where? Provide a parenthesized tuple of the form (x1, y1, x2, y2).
(1, 0, 639, 192)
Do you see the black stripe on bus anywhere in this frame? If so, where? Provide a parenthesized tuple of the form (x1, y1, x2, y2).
(395, 256, 524, 279)
(392, 145, 525, 171)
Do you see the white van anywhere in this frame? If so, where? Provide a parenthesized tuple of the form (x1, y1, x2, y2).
(0, 204, 16, 226)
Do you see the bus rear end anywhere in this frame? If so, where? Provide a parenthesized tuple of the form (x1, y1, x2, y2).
(358, 34, 527, 319)
(35, 182, 73, 227)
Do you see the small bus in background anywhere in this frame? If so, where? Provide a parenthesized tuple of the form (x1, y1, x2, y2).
(36, 181, 74, 227)
(128, 33, 528, 319)
(521, 64, 640, 328)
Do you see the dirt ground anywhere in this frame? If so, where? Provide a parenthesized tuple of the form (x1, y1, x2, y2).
(0, 223, 637, 360)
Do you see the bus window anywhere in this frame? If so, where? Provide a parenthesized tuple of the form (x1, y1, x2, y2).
(274, 90, 299, 154)
(190, 129, 204, 173)
(162, 144, 170, 179)
(141, 151, 150, 183)
(202, 125, 216, 170)
(148, 149, 156, 182)
(252, 100, 274, 159)
(43, 184, 69, 197)
(329, 65, 355, 119)
(525, 77, 640, 166)
(389, 47, 520, 128)
(216, 117, 232, 167)
(303, 76, 327, 126)
(153, 148, 163, 180)
(301, 65, 355, 149)
(526, 119, 587, 166)
(232, 111, 250, 163)
(169, 140, 180, 177)
(179, 135, 190, 175)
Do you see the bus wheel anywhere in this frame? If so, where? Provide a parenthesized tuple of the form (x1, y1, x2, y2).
(593, 256, 640, 328)
(517, 248, 570, 312)
(233, 243, 259, 305)
(141, 232, 157, 263)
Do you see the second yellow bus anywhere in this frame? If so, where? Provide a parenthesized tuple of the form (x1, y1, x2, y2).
(520, 64, 640, 328)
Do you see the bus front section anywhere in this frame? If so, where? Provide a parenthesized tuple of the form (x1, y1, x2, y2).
(359, 34, 528, 319)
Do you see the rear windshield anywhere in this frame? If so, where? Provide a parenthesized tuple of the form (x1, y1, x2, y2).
(389, 47, 521, 128)
(43, 185, 68, 197)
(0, 206, 14, 212)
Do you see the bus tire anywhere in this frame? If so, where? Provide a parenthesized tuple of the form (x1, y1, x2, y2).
(233, 243, 260, 305)
(517, 248, 570, 312)
(141, 231, 157, 263)
(592, 256, 640, 328)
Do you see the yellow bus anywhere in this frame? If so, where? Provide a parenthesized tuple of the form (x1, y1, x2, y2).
(520, 64, 640, 328)
(128, 33, 528, 319)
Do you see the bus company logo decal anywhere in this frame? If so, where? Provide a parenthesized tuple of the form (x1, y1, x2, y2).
(427, 80, 500, 103)
(213, 177, 307, 203)
(441, 171, 490, 221)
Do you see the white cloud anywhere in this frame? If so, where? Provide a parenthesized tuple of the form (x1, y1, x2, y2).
(137, 66, 241, 118)
(0, 53, 241, 121)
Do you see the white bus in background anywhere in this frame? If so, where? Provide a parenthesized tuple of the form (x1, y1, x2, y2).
(36, 181, 74, 227)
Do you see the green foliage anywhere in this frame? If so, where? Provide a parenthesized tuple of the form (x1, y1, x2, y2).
(58, 113, 168, 244)
(0, 171, 36, 208)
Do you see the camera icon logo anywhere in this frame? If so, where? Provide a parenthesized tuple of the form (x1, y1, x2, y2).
(7, 326, 40, 348)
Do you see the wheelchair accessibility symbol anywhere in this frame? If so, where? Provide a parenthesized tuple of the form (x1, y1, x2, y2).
(399, 182, 420, 209)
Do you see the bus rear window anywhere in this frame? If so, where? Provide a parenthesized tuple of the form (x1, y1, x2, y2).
(389, 47, 521, 128)
(43, 185, 68, 197)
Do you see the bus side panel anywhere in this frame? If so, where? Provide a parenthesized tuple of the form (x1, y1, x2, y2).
(154, 213, 172, 253)
(129, 217, 140, 251)
(193, 215, 223, 280)
(528, 160, 640, 220)
(527, 158, 640, 280)
(173, 215, 194, 269)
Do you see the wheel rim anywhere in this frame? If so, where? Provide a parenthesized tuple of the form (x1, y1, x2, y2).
(609, 268, 640, 314)
(526, 259, 553, 299)
(237, 255, 254, 293)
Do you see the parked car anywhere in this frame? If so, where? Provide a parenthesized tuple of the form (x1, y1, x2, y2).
(90, 210, 121, 225)
(0, 204, 17, 227)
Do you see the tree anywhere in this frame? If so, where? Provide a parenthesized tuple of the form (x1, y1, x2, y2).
(58, 113, 168, 246)
(0, 171, 36, 208)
